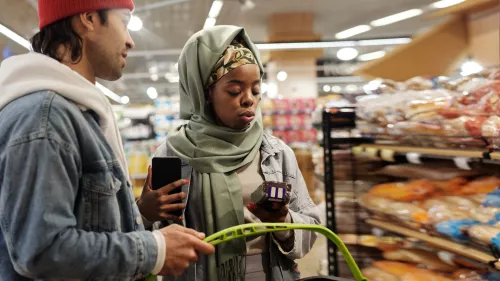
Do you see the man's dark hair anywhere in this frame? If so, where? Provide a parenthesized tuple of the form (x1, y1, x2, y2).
(30, 10, 109, 63)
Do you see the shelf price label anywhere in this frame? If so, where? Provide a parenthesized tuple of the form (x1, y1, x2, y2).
(406, 152, 422, 164)
(352, 146, 363, 156)
(365, 148, 378, 159)
(381, 149, 395, 162)
(453, 157, 471, 170)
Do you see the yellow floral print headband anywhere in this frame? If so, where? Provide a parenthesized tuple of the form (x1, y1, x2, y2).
(206, 38, 258, 89)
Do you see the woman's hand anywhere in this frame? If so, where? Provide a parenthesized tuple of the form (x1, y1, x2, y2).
(137, 166, 188, 222)
(246, 202, 289, 223)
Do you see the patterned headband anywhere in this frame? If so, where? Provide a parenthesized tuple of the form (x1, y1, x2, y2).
(206, 38, 258, 89)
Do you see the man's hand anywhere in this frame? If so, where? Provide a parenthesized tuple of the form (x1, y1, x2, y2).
(158, 224, 215, 276)
(137, 166, 187, 222)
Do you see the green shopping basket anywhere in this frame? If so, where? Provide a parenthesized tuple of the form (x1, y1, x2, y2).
(147, 223, 368, 281)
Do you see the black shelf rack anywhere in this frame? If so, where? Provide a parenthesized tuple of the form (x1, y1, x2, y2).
(321, 108, 500, 277)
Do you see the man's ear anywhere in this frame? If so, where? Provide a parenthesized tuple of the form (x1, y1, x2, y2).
(77, 11, 99, 32)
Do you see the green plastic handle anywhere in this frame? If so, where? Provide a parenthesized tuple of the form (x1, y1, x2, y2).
(146, 223, 368, 281)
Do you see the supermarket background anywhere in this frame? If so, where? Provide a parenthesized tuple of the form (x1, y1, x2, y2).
(1, 0, 500, 280)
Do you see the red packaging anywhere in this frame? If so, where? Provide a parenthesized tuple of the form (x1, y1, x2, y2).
(289, 115, 304, 128)
(289, 99, 304, 112)
(302, 98, 316, 112)
(274, 99, 290, 113)
(274, 115, 291, 129)
(273, 130, 289, 143)
(288, 130, 300, 143)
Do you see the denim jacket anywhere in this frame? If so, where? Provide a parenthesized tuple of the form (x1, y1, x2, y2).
(154, 133, 321, 281)
(0, 91, 157, 280)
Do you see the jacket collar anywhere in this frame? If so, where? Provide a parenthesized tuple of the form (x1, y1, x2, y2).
(260, 133, 284, 156)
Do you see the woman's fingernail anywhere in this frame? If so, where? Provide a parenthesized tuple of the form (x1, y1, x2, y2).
(179, 216, 184, 221)
(184, 179, 190, 184)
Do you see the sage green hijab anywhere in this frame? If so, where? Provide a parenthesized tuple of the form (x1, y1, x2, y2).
(167, 25, 264, 281)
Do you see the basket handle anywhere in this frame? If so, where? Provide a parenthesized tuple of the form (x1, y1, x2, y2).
(147, 223, 368, 281)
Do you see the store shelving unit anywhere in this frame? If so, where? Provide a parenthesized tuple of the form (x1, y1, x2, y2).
(322, 109, 500, 278)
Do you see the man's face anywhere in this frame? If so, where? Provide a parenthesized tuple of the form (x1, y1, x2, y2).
(84, 9, 135, 81)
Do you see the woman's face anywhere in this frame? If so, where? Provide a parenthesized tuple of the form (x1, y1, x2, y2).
(209, 64, 261, 130)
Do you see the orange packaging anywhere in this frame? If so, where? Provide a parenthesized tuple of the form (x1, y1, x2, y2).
(369, 180, 437, 201)
(455, 177, 500, 195)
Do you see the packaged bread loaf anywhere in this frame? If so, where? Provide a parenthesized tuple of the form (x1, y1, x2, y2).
(382, 249, 457, 272)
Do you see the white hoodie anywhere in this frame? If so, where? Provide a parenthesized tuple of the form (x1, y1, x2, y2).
(0, 52, 129, 179)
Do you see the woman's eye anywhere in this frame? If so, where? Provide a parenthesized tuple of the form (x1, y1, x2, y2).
(252, 91, 261, 96)
(228, 91, 240, 97)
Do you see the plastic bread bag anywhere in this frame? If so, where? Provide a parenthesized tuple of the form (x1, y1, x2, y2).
(382, 248, 457, 272)
(423, 199, 471, 224)
(483, 189, 500, 207)
(373, 261, 453, 281)
(368, 180, 437, 201)
(467, 225, 500, 244)
(435, 219, 481, 240)
(359, 194, 428, 223)
(456, 177, 500, 196)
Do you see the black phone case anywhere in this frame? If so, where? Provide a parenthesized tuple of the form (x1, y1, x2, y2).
(152, 157, 183, 217)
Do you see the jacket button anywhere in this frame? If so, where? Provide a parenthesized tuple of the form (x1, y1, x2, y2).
(136, 216, 143, 225)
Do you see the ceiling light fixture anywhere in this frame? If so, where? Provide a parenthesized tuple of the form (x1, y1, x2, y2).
(128, 15, 143, 31)
(277, 71, 288, 82)
(0, 23, 31, 49)
(239, 0, 255, 11)
(147, 87, 158, 99)
(208, 0, 224, 18)
(371, 9, 423, 27)
(331, 86, 342, 93)
(461, 61, 483, 76)
(345, 85, 358, 93)
(323, 85, 331, 92)
(337, 48, 359, 61)
(204, 17, 216, 29)
(431, 0, 465, 9)
(120, 96, 130, 104)
(358, 50, 386, 61)
(255, 37, 411, 50)
(335, 25, 372, 40)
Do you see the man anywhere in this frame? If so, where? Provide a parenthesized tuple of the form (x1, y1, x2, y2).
(0, 0, 214, 280)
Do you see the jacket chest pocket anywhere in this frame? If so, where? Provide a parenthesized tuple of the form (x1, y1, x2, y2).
(82, 172, 122, 232)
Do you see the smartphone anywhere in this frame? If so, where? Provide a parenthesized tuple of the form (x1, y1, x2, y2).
(152, 157, 183, 217)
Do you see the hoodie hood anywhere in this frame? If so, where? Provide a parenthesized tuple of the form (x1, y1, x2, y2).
(177, 25, 264, 123)
(0, 52, 129, 178)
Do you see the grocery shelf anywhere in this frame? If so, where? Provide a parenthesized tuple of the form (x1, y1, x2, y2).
(366, 219, 500, 270)
(357, 144, 485, 159)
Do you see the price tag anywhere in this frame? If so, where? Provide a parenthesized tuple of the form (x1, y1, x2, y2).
(352, 146, 363, 156)
(454, 157, 471, 170)
(365, 148, 378, 159)
(437, 251, 455, 265)
(406, 153, 422, 164)
(381, 149, 395, 162)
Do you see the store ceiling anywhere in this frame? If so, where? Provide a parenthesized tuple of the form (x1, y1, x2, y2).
(0, 0, 444, 104)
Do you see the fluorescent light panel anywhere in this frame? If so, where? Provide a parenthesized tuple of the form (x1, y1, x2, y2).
(204, 17, 216, 29)
(255, 38, 411, 50)
(371, 9, 423, 27)
(208, 0, 224, 18)
(358, 50, 386, 61)
(0, 23, 126, 104)
(0, 23, 31, 49)
(431, 0, 465, 9)
(335, 25, 372, 39)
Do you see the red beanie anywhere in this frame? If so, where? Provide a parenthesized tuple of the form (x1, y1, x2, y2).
(38, 0, 135, 29)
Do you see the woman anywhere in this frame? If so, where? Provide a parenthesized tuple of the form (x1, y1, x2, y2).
(138, 25, 320, 281)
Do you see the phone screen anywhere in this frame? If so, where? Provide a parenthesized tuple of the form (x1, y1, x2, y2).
(152, 157, 183, 217)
